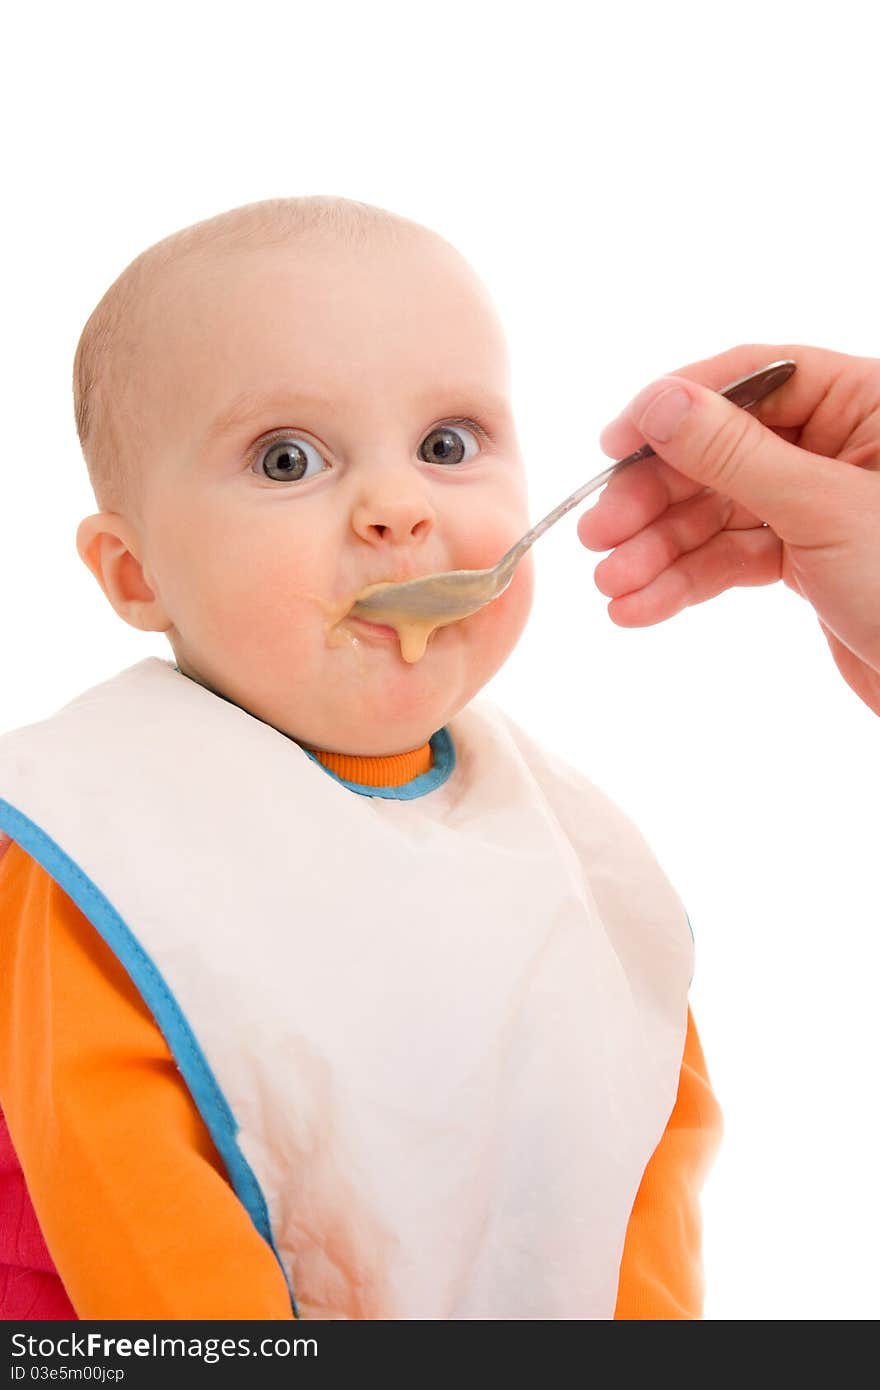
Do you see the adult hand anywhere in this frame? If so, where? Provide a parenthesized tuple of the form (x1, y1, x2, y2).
(578, 343, 880, 717)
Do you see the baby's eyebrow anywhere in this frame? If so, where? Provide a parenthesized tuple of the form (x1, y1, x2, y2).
(204, 389, 337, 444)
(203, 385, 511, 448)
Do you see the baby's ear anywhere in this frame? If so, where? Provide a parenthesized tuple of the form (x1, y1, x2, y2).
(76, 512, 109, 576)
(75, 513, 170, 633)
(76, 512, 128, 588)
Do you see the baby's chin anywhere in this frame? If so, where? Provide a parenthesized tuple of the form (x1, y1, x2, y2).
(305, 627, 479, 754)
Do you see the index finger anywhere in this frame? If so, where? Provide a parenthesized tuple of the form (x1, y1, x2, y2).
(577, 454, 706, 551)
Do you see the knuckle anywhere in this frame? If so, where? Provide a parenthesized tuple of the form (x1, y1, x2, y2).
(697, 413, 756, 490)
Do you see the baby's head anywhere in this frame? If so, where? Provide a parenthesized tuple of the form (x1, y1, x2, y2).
(74, 196, 534, 756)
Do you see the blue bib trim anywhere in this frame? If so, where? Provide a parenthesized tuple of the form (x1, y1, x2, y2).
(0, 798, 300, 1320)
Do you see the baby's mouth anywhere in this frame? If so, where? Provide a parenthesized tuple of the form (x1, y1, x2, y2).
(345, 613, 398, 639)
(286, 582, 440, 666)
(335, 573, 454, 664)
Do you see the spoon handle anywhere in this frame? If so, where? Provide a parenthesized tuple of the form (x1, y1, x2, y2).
(497, 358, 797, 576)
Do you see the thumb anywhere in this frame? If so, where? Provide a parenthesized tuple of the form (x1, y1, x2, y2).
(620, 375, 840, 546)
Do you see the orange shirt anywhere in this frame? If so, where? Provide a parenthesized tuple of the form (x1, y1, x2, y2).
(0, 741, 722, 1319)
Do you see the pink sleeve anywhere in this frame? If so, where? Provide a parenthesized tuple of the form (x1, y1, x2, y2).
(0, 833, 77, 1317)
(1, 1105, 77, 1319)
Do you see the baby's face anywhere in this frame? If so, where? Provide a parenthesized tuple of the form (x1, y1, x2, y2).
(111, 234, 533, 755)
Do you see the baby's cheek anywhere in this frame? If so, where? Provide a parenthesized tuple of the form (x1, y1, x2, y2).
(466, 548, 534, 665)
(498, 548, 535, 633)
(465, 509, 525, 571)
(189, 543, 319, 662)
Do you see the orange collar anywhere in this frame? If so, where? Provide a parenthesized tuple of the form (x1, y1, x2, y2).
(299, 741, 433, 788)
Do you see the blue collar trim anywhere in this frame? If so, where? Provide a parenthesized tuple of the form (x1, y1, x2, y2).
(299, 725, 455, 800)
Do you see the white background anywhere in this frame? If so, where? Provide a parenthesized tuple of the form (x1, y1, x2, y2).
(3, 0, 878, 1320)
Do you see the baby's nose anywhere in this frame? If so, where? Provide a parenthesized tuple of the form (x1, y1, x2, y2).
(350, 472, 437, 545)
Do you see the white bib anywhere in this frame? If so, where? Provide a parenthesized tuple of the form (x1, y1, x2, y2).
(0, 657, 693, 1320)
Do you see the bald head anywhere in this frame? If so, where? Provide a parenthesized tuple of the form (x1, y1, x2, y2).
(72, 195, 449, 521)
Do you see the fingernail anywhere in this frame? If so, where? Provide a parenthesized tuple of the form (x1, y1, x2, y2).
(638, 386, 692, 442)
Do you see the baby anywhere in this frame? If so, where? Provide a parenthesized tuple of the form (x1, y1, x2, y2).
(0, 195, 721, 1320)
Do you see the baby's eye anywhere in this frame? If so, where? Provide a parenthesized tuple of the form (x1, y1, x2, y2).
(418, 423, 480, 466)
(251, 436, 326, 483)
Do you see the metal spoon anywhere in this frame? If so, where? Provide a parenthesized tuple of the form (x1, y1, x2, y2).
(348, 359, 797, 628)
